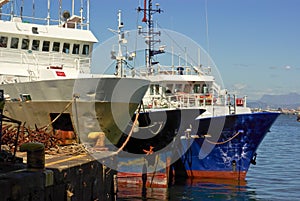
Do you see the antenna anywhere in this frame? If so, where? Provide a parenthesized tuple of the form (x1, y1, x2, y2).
(10, 0, 14, 20)
(87, 0, 90, 30)
(80, 0, 83, 29)
(59, 0, 62, 25)
(137, 0, 164, 74)
(32, 0, 35, 22)
(20, 0, 24, 19)
(108, 10, 128, 77)
(47, 0, 50, 25)
(72, 0, 75, 16)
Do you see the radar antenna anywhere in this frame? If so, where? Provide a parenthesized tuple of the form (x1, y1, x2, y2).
(137, 0, 164, 75)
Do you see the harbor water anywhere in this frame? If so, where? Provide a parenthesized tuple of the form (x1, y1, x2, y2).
(117, 114, 300, 200)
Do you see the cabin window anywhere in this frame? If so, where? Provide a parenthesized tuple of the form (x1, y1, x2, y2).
(0, 36, 8, 48)
(166, 84, 173, 93)
(10, 37, 19, 49)
(21, 38, 29, 50)
(52, 42, 60, 52)
(72, 44, 80, 54)
(150, 84, 160, 95)
(63, 43, 70, 54)
(184, 84, 191, 93)
(193, 84, 200, 93)
(32, 40, 40, 51)
(150, 85, 154, 95)
(202, 84, 208, 94)
(42, 41, 50, 52)
(82, 44, 89, 55)
(175, 84, 182, 93)
(154, 84, 159, 94)
(202, 84, 209, 94)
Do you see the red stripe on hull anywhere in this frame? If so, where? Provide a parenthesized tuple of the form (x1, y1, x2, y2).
(186, 170, 247, 180)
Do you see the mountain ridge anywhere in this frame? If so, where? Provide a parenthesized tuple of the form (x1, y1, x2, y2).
(248, 93, 300, 109)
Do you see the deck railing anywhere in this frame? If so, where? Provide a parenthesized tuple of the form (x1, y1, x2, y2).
(147, 93, 247, 109)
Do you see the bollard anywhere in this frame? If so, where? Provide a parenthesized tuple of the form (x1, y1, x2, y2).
(20, 142, 45, 169)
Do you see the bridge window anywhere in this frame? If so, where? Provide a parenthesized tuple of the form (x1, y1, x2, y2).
(21, 38, 29, 50)
(63, 43, 70, 54)
(42, 41, 50, 52)
(0, 36, 8, 48)
(184, 84, 191, 93)
(193, 84, 200, 93)
(10, 37, 19, 49)
(150, 84, 159, 95)
(82, 44, 89, 55)
(72, 44, 80, 54)
(175, 84, 182, 93)
(166, 84, 173, 93)
(32, 40, 40, 51)
(52, 42, 60, 52)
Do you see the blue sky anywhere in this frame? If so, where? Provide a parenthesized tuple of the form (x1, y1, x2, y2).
(88, 0, 300, 100)
(8, 0, 300, 100)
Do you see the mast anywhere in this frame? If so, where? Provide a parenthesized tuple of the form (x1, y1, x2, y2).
(87, 0, 90, 30)
(137, 0, 164, 74)
(47, 0, 50, 25)
(109, 10, 128, 77)
(117, 10, 124, 77)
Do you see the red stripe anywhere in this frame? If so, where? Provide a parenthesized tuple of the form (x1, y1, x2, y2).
(56, 71, 66, 77)
(186, 170, 247, 180)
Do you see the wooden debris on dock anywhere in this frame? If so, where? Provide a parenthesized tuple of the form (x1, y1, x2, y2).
(1, 124, 84, 155)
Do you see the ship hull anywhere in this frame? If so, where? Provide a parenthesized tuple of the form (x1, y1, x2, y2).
(116, 108, 206, 187)
(176, 112, 280, 180)
(118, 108, 206, 153)
(1, 77, 149, 145)
(117, 110, 279, 185)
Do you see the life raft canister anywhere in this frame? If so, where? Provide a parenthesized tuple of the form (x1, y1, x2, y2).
(236, 98, 244, 106)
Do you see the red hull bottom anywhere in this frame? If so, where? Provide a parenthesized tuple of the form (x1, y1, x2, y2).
(186, 170, 247, 180)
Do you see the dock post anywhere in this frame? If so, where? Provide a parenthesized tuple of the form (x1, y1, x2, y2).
(20, 142, 45, 169)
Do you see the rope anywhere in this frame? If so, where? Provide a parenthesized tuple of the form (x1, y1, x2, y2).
(116, 104, 142, 154)
(149, 154, 159, 188)
(41, 96, 77, 131)
(205, 131, 243, 145)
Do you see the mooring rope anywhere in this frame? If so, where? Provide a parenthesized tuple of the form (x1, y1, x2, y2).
(116, 104, 142, 154)
(149, 154, 160, 188)
(205, 131, 243, 145)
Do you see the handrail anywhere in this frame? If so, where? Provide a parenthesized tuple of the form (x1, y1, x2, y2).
(146, 92, 247, 109)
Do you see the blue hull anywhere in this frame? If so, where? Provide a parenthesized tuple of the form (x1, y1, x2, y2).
(176, 112, 280, 179)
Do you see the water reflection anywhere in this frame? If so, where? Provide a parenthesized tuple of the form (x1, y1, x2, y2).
(117, 183, 168, 200)
(117, 178, 258, 201)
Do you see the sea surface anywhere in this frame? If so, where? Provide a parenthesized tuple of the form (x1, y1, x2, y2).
(116, 114, 300, 201)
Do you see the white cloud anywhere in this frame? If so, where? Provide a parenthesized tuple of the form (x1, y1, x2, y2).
(232, 83, 247, 90)
(284, 65, 292, 70)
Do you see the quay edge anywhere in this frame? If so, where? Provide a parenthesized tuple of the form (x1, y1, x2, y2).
(0, 149, 117, 201)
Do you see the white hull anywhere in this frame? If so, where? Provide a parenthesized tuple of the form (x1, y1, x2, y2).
(1, 77, 149, 145)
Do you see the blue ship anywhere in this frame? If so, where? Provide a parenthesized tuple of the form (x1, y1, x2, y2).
(175, 111, 280, 180)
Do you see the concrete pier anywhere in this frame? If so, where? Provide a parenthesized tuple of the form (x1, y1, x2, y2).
(0, 150, 117, 201)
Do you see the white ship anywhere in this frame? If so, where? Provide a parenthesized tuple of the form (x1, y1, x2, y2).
(0, 0, 149, 145)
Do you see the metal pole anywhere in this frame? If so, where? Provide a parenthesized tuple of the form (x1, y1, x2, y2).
(0, 90, 4, 152)
(47, 0, 50, 25)
(87, 0, 90, 30)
